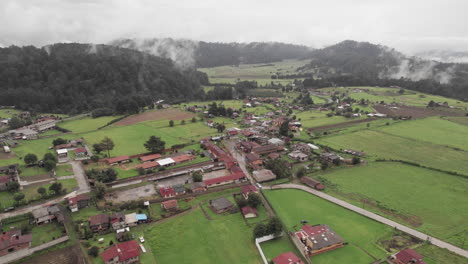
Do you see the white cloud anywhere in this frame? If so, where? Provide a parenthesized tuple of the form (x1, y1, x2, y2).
(1, 0, 468, 53)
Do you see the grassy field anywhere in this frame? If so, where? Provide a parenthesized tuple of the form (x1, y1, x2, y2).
(146, 208, 262, 264)
(31, 222, 66, 247)
(264, 189, 391, 263)
(295, 111, 364, 128)
(375, 117, 468, 150)
(39, 129, 63, 137)
(19, 165, 48, 177)
(59, 116, 122, 133)
(55, 164, 74, 177)
(317, 162, 468, 248)
(0, 108, 21, 118)
(316, 129, 468, 174)
(415, 244, 468, 264)
(260, 236, 304, 263)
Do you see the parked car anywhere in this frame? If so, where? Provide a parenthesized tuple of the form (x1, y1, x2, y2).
(139, 236, 145, 243)
(255, 183, 263, 189)
(4, 207, 15, 212)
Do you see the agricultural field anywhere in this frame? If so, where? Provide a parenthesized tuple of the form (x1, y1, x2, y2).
(316, 162, 468, 248)
(0, 108, 22, 118)
(260, 236, 304, 263)
(60, 116, 122, 133)
(295, 110, 364, 129)
(199, 59, 310, 85)
(264, 189, 392, 263)
(316, 129, 468, 174)
(375, 117, 468, 150)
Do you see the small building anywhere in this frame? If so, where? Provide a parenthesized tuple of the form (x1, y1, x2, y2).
(101, 240, 140, 264)
(32, 207, 57, 225)
(209, 197, 234, 214)
(74, 147, 88, 157)
(171, 154, 195, 165)
(161, 199, 179, 211)
(56, 148, 68, 159)
(320, 152, 341, 163)
(241, 206, 258, 218)
(204, 172, 245, 188)
(252, 169, 276, 182)
(0, 176, 10, 191)
(0, 230, 32, 257)
(268, 138, 285, 146)
(343, 149, 365, 156)
(267, 153, 281, 160)
(189, 182, 206, 193)
(159, 186, 176, 198)
(125, 213, 139, 227)
(9, 128, 38, 140)
(253, 144, 280, 155)
(241, 185, 258, 199)
(295, 224, 344, 256)
(135, 214, 148, 224)
(140, 153, 162, 163)
(391, 249, 428, 264)
(307, 143, 319, 150)
(172, 184, 186, 196)
(156, 158, 175, 167)
(272, 252, 304, 264)
(301, 177, 325, 190)
(55, 143, 72, 150)
(106, 156, 131, 166)
(110, 212, 126, 230)
(89, 214, 110, 232)
(3, 146, 11, 153)
(67, 193, 90, 212)
(245, 153, 261, 164)
(288, 151, 308, 162)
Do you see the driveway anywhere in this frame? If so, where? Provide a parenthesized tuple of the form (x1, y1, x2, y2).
(271, 183, 468, 258)
(69, 160, 90, 193)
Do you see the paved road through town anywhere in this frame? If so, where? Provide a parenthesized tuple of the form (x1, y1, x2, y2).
(271, 183, 468, 258)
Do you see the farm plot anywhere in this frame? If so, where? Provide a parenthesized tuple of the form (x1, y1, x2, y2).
(295, 111, 361, 128)
(115, 108, 195, 126)
(146, 208, 262, 264)
(375, 117, 468, 150)
(317, 130, 468, 174)
(264, 189, 392, 263)
(59, 116, 122, 133)
(318, 162, 468, 248)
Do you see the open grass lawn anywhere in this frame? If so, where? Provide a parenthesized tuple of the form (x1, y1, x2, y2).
(20, 165, 48, 177)
(260, 236, 304, 263)
(295, 111, 362, 128)
(39, 129, 63, 137)
(146, 208, 262, 264)
(264, 189, 392, 263)
(71, 206, 102, 222)
(444, 116, 468, 126)
(60, 116, 122, 133)
(415, 244, 468, 264)
(0, 108, 21, 118)
(55, 164, 74, 177)
(114, 167, 139, 179)
(316, 130, 468, 174)
(31, 222, 66, 247)
(375, 117, 468, 150)
(318, 162, 468, 248)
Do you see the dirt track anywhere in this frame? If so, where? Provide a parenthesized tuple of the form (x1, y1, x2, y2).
(374, 105, 463, 119)
(115, 108, 195, 126)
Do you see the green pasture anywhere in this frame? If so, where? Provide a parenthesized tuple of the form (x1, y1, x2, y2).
(59, 116, 122, 133)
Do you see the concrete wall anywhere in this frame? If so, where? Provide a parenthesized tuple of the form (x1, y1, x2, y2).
(2, 235, 69, 264)
(255, 234, 280, 264)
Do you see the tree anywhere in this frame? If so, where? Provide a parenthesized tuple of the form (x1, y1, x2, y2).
(8, 117, 24, 129)
(253, 223, 268, 238)
(169, 120, 174, 127)
(88, 246, 99, 257)
(427, 100, 436, 107)
(49, 182, 63, 194)
(216, 123, 226, 133)
(91, 155, 99, 162)
(192, 171, 203, 182)
(44, 160, 56, 171)
(24, 153, 38, 165)
(266, 217, 283, 236)
(43, 153, 57, 163)
(296, 167, 307, 179)
(144, 136, 166, 154)
(191, 117, 197, 123)
(94, 182, 107, 200)
(247, 193, 262, 208)
(279, 121, 289, 137)
(181, 120, 186, 125)
(6, 181, 20, 193)
(399, 88, 405, 94)
(92, 143, 103, 154)
(14, 193, 25, 203)
(320, 161, 329, 170)
(100, 137, 115, 158)
(37, 187, 46, 196)
(352, 157, 361, 165)
(52, 138, 67, 146)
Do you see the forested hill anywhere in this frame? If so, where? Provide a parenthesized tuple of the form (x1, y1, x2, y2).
(0, 43, 206, 114)
(111, 38, 312, 68)
(301, 40, 468, 101)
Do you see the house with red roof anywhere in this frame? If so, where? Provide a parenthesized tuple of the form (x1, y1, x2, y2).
(241, 185, 258, 199)
(139, 153, 162, 163)
(204, 170, 246, 188)
(241, 206, 258, 218)
(106, 156, 131, 166)
(74, 147, 88, 157)
(0, 230, 32, 257)
(101, 240, 140, 264)
(171, 154, 195, 164)
(159, 186, 175, 198)
(67, 193, 90, 212)
(161, 199, 178, 211)
(89, 214, 110, 233)
(294, 224, 344, 256)
(272, 252, 304, 264)
(135, 161, 159, 170)
(300, 177, 325, 191)
(391, 249, 428, 264)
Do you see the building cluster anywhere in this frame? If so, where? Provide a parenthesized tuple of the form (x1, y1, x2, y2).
(7, 115, 60, 140)
(0, 164, 19, 191)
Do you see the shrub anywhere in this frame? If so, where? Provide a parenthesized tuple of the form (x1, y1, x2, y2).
(88, 246, 99, 257)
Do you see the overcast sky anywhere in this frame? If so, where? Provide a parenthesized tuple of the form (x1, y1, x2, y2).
(1, 0, 467, 54)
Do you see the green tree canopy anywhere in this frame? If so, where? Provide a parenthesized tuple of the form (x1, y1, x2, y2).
(144, 136, 166, 154)
(24, 153, 38, 165)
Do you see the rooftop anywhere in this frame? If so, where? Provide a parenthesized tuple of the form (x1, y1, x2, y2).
(210, 197, 234, 211)
(101, 240, 140, 262)
(140, 153, 162, 162)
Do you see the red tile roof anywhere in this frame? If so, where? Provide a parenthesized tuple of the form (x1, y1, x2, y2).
(395, 249, 427, 264)
(241, 185, 258, 195)
(89, 214, 109, 226)
(74, 147, 87, 154)
(136, 161, 159, 169)
(0, 175, 10, 184)
(0, 230, 32, 251)
(101, 240, 140, 262)
(272, 252, 304, 264)
(106, 155, 130, 164)
(67, 193, 90, 206)
(204, 172, 245, 186)
(162, 199, 178, 209)
(55, 143, 72, 150)
(159, 186, 175, 197)
(140, 154, 162, 162)
(241, 206, 258, 216)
